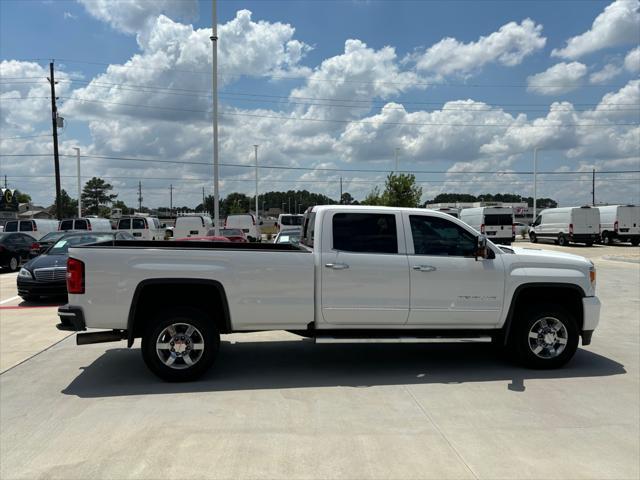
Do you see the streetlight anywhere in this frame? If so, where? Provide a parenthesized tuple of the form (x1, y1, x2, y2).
(73, 147, 81, 218)
(254, 145, 259, 219)
(533, 148, 538, 220)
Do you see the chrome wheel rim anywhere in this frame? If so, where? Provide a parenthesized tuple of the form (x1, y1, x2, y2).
(156, 323, 205, 370)
(528, 317, 568, 359)
(9, 257, 18, 271)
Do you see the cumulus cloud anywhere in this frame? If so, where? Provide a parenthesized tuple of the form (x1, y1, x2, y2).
(624, 46, 640, 72)
(527, 62, 587, 95)
(77, 0, 198, 35)
(412, 19, 546, 77)
(552, 0, 640, 59)
(589, 63, 623, 84)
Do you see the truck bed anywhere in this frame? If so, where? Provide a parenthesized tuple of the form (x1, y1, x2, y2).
(85, 240, 308, 251)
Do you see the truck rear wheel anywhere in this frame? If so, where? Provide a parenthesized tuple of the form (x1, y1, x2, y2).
(141, 307, 219, 382)
(631, 238, 639, 246)
(529, 232, 537, 243)
(557, 234, 568, 246)
(510, 304, 579, 369)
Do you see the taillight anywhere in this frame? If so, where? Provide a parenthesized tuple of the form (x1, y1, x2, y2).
(31, 242, 40, 252)
(480, 224, 485, 234)
(569, 224, 574, 235)
(87, 223, 92, 231)
(33, 222, 37, 231)
(66, 258, 85, 294)
(614, 220, 618, 232)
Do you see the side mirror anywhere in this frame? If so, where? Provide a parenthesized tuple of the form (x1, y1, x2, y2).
(475, 234, 491, 260)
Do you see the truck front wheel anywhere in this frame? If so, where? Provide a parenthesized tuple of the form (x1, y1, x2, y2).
(141, 307, 220, 382)
(511, 305, 579, 369)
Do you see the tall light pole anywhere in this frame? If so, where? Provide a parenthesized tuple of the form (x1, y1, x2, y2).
(533, 148, 538, 220)
(254, 145, 259, 218)
(211, 0, 220, 235)
(73, 147, 81, 218)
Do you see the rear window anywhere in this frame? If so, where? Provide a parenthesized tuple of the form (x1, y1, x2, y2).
(75, 219, 88, 230)
(332, 213, 398, 254)
(60, 220, 74, 230)
(281, 215, 303, 226)
(118, 218, 131, 229)
(4, 221, 17, 232)
(132, 218, 146, 229)
(19, 221, 33, 232)
(485, 214, 513, 226)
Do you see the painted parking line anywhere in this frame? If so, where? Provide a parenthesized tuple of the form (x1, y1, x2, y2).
(0, 295, 20, 305)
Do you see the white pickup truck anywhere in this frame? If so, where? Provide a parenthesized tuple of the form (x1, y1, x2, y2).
(58, 206, 601, 381)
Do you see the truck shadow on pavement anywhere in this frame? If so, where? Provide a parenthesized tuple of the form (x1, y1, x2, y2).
(62, 339, 626, 398)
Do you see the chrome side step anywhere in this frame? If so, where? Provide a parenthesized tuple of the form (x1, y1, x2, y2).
(314, 336, 492, 344)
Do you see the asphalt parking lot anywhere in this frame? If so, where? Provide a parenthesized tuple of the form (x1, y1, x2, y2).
(0, 241, 638, 479)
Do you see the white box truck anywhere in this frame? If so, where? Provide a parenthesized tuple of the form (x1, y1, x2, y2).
(459, 206, 514, 245)
(529, 206, 600, 246)
(597, 205, 639, 246)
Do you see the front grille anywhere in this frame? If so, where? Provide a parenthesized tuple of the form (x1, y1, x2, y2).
(34, 267, 67, 282)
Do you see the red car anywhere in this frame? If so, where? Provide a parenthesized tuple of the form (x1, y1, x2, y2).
(209, 228, 248, 243)
(174, 236, 231, 242)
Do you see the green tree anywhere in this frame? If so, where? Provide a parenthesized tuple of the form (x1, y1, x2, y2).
(81, 177, 117, 215)
(111, 200, 133, 215)
(15, 191, 31, 203)
(381, 173, 422, 207)
(340, 192, 355, 205)
(51, 189, 78, 218)
(361, 186, 383, 206)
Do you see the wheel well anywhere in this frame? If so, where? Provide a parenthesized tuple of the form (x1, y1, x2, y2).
(505, 285, 584, 339)
(128, 281, 231, 344)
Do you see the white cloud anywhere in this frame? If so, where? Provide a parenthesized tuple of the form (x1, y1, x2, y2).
(527, 62, 587, 95)
(589, 62, 623, 84)
(63, 12, 77, 20)
(413, 19, 546, 77)
(77, 0, 198, 35)
(552, 0, 640, 59)
(624, 46, 640, 72)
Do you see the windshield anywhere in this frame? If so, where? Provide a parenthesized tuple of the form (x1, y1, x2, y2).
(48, 234, 115, 255)
(40, 232, 67, 243)
(281, 215, 303, 226)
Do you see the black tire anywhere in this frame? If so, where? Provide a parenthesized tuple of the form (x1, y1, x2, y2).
(557, 234, 568, 246)
(631, 238, 639, 247)
(510, 304, 579, 369)
(585, 241, 593, 247)
(141, 307, 220, 382)
(7, 256, 19, 272)
(529, 232, 537, 243)
(602, 232, 611, 245)
(20, 294, 39, 302)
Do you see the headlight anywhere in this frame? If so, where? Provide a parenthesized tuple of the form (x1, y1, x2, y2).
(18, 268, 33, 279)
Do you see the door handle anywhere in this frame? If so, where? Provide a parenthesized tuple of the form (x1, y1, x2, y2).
(325, 263, 349, 270)
(413, 265, 436, 272)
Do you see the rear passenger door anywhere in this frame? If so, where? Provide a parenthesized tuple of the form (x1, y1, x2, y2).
(320, 211, 410, 325)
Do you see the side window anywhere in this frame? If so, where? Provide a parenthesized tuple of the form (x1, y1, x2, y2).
(119, 219, 131, 230)
(75, 219, 88, 230)
(4, 221, 18, 232)
(332, 213, 398, 254)
(132, 218, 146, 229)
(533, 215, 541, 226)
(60, 220, 73, 230)
(302, 212, 316, 247)
(19, 221, 33, 232)
(410, 215, 476, 257)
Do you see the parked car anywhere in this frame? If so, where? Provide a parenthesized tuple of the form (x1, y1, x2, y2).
(17, 231, 135, 301)
(117, 216, 164, 240)
(514, 222, 529, 238)
(58, 217, 113, 232)
(529, 206, 600, 246)
(459, 206, 514, 245)
(225, 214, 262, 242)
(173, 215, 213, 239)
(276, 214, 303, 232)
(174, 236, 231, 242)
(597, 205, 640, 246)
(30, 231, 69, 257)
(274, 229, 301, 244)
(214, 228, 248, 243)
(3, 219, 59, 240)
(0, 232, 37, 271)
(58, 205, 600, 381)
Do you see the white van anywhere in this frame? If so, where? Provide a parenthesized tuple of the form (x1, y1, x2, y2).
(225, 214, 261, 242)
(3, 219, 59, 240)
(434, 207, 460, 218)
(529, 206, 600, 246)
(117, 216, 163, 240)
(277, 214, 303, 232)
(173, 215, 213, 239)
(59, 217, 113, 232)
(459, 206, 514, 245)
(597, 205, 640, 246)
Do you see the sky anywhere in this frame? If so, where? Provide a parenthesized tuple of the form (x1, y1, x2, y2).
(0, 0, 639, 209)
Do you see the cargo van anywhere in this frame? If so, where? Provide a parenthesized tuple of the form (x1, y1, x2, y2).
(116, 216, 163, 240)
(434, 207, 460, 218)
(3, 219, 59, 240)
(276, 214, 303, 231)
(58, 217, 112, 232)
(173, 215, 213, 239)
(597, 205, 640, 246)
(225, 214, 261, 242)
(529, 206, 600, 246)
(459, 206, 514, 245)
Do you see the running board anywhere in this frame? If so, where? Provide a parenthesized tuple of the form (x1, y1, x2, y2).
(76, 330, 127, 345)
(314, 336, 492, 344)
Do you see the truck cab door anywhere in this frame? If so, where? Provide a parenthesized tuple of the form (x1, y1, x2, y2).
(403, 213, 505, 327)
(320, 211, 410, 325)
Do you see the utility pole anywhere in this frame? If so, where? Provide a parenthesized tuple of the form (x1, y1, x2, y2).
(288, 197, 291, 214)
(138, 181, 143, 211)
(48, 61, 62, 220)
(211, 0, 220, 235)
(592, 169, 595, 206)
(170, 184, 173, 214)
(202, 187, 205, 211)
(4, 175, 7, 188)
(73, 147, 81, 218)
(340, 176, 343, 203)
(254, 145, 259, 218)
(533, 148, 538, 220)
